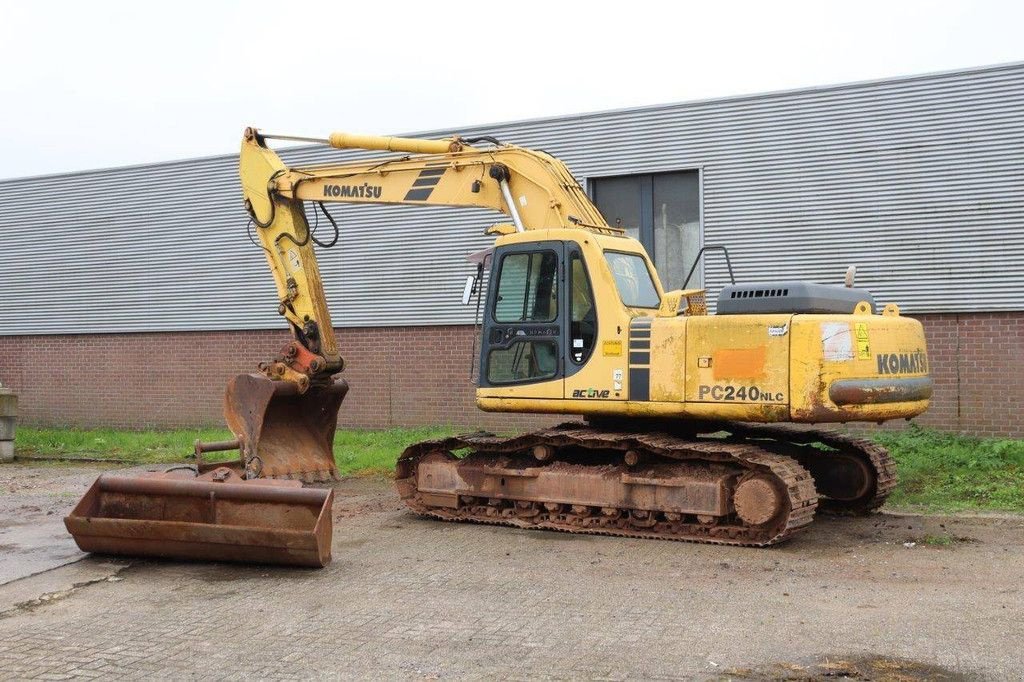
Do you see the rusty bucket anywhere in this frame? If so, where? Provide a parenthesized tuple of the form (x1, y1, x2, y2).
(64, 468, 334, 567)
(222, 374, 348, 482)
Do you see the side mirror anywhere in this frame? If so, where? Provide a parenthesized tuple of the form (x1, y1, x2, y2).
(461, 275, 476, 306)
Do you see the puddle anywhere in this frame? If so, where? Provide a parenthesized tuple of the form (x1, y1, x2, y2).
(714, 655, 978, 681)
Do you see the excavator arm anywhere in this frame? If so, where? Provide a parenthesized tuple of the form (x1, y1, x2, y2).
(239, 127, 614, 389)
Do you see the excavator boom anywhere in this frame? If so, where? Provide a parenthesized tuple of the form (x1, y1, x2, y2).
(232, 127, 622, 481)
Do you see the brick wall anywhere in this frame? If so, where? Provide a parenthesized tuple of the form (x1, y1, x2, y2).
(910, 312, 1024, 437)
(0, 325, 559, 433)
(0, 312, 1021, 436)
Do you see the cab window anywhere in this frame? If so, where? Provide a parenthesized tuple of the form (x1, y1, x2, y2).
(487, 341, 559, 384)
(570, 253, 597, 364)
(604, 251, 659, 308)
(494, 251, 558, 323)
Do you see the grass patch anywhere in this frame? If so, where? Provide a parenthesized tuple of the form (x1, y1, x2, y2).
(875, 425, 1024, 513)
(920, 533, 954, 547)
(15, 425, 459, 476)
(15, 427, 235, 463)
(14, 424, 1024, 513)
(332, 426, 457, 475)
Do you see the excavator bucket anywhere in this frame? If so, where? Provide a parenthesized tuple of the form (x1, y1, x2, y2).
(222, 374, 349, 482)
(64, 468, 334, 567)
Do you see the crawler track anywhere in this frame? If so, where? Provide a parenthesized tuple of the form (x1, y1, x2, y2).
(723, 423, 897, 515)
(396, 424, 818, 547)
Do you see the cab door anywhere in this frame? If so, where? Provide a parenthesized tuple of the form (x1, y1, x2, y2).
(478, 241, 565, 399)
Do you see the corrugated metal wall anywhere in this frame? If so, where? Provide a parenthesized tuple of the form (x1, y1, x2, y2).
(2, 63, 1022, 335)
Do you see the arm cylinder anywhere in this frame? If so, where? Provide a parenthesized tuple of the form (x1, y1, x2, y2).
(327, 132, 459, 155)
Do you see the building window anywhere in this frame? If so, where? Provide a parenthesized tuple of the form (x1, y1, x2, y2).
(591, 171, 701, 290)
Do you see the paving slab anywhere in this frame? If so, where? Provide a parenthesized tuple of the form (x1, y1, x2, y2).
(0, 464, 1021, 680)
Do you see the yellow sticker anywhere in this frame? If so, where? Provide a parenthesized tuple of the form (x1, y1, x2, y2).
(855, 322, 870, 359)
(602, 340, 623, 357)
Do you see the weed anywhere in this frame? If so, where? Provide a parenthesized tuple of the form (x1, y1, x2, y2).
(874, 424, 1024, 513)
(920, 534, 954, 547)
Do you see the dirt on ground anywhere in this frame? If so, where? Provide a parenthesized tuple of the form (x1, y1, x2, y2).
(1, 461, 1022, 680)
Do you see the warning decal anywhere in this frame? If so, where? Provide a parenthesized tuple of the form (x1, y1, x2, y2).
(822, 322, 854, 361)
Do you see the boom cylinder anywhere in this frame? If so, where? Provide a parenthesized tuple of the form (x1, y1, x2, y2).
(327, 132, 460, 155)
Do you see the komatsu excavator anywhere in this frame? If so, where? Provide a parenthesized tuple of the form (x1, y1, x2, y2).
(66, 127, 933, 562)
(229, 127, 931, 547)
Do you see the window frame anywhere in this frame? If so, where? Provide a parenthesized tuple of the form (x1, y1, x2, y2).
(478, 240, 567, 390)
(485, 339, 561, 385)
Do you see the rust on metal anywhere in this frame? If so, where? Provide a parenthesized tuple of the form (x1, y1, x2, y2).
(733, 476, 783, 526)
(829, 377, 933, 405)
(194, 439, 241, 456)
(223, 374, 348, 482)
(397, 420, 900, 546)
(396, 424, 819, 547)
(193, 438, 242, 473)
(64, 467, 333, 567)
(724, 421, 897, 515)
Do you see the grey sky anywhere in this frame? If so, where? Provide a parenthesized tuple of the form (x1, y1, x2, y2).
(1, 0, 1021, 180)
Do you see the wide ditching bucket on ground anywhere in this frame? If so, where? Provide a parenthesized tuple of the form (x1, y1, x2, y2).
(64, 468, 334, 567)
(221, 374, 348, 482)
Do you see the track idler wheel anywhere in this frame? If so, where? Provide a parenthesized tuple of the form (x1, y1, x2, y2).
(733, 475, 786, 526)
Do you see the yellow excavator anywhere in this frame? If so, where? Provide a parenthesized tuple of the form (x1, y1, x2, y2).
(231, 127, 930, 546)
(66, 128, 932, 563)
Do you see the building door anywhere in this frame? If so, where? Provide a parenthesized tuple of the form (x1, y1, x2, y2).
(591, 171, 701, 290)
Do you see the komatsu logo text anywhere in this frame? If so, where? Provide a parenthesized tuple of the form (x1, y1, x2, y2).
(876, 351, 928, 375)
(323, 183, 383, 199)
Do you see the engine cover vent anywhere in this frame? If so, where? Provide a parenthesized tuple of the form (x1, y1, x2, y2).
(717, 282, 876, 315)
